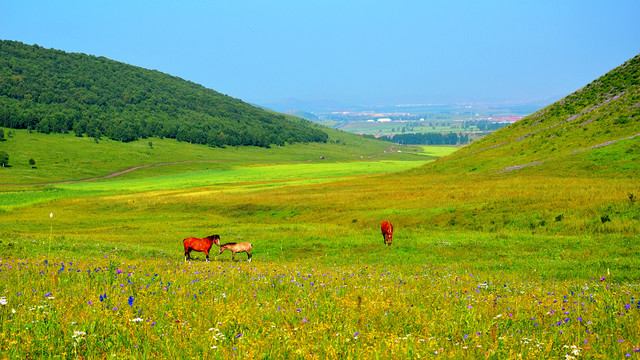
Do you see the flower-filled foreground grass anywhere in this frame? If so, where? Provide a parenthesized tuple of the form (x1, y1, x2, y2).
(1, 256, 639, 359)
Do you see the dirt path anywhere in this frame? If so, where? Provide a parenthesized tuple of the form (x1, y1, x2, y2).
(1, 160, 218, 187)
(2, 147, 402, 187)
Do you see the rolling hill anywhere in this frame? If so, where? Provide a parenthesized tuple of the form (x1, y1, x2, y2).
(0, 40, 328, 147)
(424, 53, 640, 178)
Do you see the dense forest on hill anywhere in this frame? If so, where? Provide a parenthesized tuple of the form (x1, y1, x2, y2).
(0, 40, 328, 147)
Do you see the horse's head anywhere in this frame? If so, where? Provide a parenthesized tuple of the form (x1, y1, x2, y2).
(211, 235, 221, 246)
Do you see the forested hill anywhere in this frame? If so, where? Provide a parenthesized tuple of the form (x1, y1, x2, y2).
(0, 40, 328, 147)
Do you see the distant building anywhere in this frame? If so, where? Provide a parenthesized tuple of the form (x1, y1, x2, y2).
(378, 118, 392, 122)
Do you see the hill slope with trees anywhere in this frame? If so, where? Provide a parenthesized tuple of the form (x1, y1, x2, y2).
(0, 40, 328, 147)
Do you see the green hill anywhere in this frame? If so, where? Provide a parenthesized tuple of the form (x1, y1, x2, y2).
(426, 53, 640, 178)
(0, 40, 328, 147)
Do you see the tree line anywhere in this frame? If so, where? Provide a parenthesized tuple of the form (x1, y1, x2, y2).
(379, 132, 472, 145)
(0, 40, 328, 147)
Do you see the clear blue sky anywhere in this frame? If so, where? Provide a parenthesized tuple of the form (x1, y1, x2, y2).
(1, 0, 639, 110)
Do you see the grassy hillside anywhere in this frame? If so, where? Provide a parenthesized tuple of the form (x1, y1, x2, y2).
(0, 40, 327, 146)
(0, 125, 425, 185)
(427, 54, 640, 177)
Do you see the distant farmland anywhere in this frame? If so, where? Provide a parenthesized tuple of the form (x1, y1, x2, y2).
(310, 102, 541, 144)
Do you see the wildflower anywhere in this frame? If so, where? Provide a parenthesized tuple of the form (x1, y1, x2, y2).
(72, 331, 86, 341)
(354, 332, 359, 339)
(116, 269, 122, 274)
(0, 297, 7, 306)
(302, 318, 308, 323)
(235, 333, 242, 339)
(128, 296, 134, 307)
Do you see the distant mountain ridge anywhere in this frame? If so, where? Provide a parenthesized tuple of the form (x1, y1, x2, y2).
(425, 53, 640, 177)
(0, 40, 328, 147)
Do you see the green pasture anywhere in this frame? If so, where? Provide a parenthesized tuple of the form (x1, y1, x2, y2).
(1, 133, 639, 359)
(0, 160, 426, 212)
(412, 145, 459, 157)
(0, 128, 423, 185)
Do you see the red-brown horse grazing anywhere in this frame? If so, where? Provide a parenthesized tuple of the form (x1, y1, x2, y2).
(381, 221, 393, 246)
(183, 235, 220, 261)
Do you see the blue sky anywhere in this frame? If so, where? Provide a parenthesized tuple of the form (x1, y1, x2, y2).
(1, 1, 639, 110)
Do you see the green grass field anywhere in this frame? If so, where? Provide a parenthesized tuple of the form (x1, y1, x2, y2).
(1, 129, 639, 359)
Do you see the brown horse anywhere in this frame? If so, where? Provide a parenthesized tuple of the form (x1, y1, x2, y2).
(183, 234, 220, 261)
(213, 237, 253, 262)
(381, 221, 393, 246)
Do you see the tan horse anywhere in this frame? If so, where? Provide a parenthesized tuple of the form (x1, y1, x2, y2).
(214, 237, 253, 262)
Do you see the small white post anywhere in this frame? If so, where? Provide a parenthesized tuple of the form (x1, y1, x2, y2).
(49, 212, 53, 256)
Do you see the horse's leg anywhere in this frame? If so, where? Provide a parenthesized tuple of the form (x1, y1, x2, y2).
(205, 249, 210, 262)
(232, 251, 236, 261)
(247, 250, 252, 262)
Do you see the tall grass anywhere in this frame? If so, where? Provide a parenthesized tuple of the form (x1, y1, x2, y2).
(1, 130, 639, 358)
(1, 254, 638, 359)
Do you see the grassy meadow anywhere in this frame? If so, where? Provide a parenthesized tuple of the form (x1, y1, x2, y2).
(1, 129, 640, 359)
